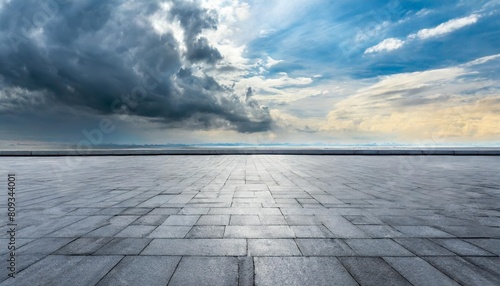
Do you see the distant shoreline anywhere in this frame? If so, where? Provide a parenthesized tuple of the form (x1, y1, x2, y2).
(1, 148, 499, 156)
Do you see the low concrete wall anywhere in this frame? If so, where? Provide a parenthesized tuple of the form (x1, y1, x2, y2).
(0, 149, 499, 156)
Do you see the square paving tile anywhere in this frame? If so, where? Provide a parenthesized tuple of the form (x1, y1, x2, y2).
(296, 239, 355, 256)
(394, 226, 454, 237)
(132, 215, 169, 225)
(345, 239, 414, 256)
(185, 226, 225, 238)
(148, 226, 192, 238)
(94, 238, 152, 255)
(141, 239, 246, 256)
(318, 216, 368, 238)
(284, 215, 321, 225)
(384, 257, 459, 286)
(248, 239, 301, 256)
(230, 215, 260, 225)
(255, 257, 358, 286)
(465, 239, 500, 255)
(357, 225, 405, 238)
(291, 225, 332, 238)
(54, 237, 112, 255)
(339, 257, 412, 286)
(343, 215, 384, 225)
(393, 238, 455, 256)
(224, 226, 295, 238)
(259, 215, 287, 225)
(115, 225, 156, 238)
(1, 255, 122, 286)
(196, 215, 230, 225)
(424, 256, 499, 286)
(96, 256, 180, 286)
(168, 257, 238, 286)
(162, 215, 200, 226)
(431, 238, 496, 256)
(464, 257, 500, 277)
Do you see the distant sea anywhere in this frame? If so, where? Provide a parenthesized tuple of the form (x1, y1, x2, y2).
(1, 142, 499, 151)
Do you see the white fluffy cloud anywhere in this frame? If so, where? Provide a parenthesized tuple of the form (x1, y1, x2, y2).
(364, 38, 405, 54)
(410, 14, 479, 40)
(366, 14, 480, 54)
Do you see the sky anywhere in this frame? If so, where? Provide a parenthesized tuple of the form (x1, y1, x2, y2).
(0, 0, 499, 148)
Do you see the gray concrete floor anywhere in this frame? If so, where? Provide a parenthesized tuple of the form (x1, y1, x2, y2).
(0, 155, 498, 285)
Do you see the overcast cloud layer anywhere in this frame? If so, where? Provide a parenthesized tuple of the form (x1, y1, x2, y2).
(0, 0, 499, 147)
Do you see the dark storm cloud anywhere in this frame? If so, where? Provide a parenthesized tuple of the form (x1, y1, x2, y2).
(187, 37, 223, 64)
(0, 0, 271, 133)
(245, 87, 253, 100)
(168, 0, 222, 64)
